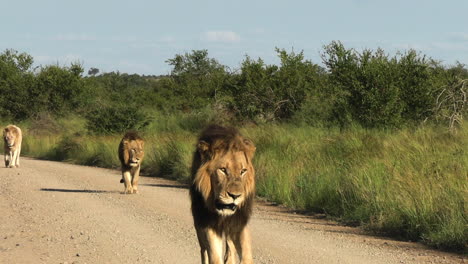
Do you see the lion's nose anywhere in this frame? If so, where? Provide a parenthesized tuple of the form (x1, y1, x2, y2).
(227, 192, 241, 200)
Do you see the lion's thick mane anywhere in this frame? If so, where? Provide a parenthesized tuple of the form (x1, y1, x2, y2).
(118, 131, 144, 168)
(190, 124, 256, 228)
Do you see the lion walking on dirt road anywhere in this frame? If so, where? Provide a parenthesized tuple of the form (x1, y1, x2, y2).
(118, 131, 145, 194)
(3, 125, 22, 168)
(190, 125, 256, 264)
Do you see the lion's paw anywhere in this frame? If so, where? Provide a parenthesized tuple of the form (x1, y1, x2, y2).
(124, 186, 134, 194)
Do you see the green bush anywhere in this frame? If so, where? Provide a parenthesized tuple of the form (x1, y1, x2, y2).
(0, 49, 35, 120)
(165, 49, 227, 111)
(225, 49, 326, 122)
(322, 42, 404, 127)
(32, 64, 87, 116)
(86, 104, 151, 134)
(321, 41, 450, 128)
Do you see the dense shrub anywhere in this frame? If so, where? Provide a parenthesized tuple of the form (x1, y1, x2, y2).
(0, 49, 35, 120)
(165, 49, 228, 111)
(323, 42, 407, 127)
(32, 64, 88, 116)
(225, 49, 326, 122)
(86, 104, 151, 134)
(1, 44, 467, 128)
(321, 41, 464, 128)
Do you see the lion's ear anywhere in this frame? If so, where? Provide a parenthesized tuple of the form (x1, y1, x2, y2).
(243, 138, 256, 160)
(197, 140, 211, 161)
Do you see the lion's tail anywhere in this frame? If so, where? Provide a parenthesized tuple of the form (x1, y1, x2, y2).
(120, 179, 124, 183)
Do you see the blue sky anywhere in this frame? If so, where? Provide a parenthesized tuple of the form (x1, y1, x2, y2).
(1, 0, 467, 75)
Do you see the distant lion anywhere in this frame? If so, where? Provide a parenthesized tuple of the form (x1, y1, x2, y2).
(190, 125, 256, 264)
(3, 125, 22, 168)
(118, 131, 145, 194)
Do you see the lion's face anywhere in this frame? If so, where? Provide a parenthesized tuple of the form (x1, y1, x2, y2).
(3, 130, 16, 148)
(127, 140, 144, 167)
(210, 150, 251, 216)
(194, 133, 256, 217)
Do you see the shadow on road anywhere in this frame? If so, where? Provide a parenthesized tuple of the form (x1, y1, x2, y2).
(40, 188, 113, 193)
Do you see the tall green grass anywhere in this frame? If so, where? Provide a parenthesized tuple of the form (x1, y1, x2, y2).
(16, 118, 468, 252)
(246, 124, 467, 251)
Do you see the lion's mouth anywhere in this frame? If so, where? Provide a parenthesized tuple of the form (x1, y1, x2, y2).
(215, 202, 237, 211)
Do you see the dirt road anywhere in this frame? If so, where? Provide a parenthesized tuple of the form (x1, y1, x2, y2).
(0, 157, 465, 264)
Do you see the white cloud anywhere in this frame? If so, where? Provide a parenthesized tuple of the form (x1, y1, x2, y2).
(202, 31, 241, 43)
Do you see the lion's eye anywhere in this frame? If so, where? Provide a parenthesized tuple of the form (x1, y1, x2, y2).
(219, 168, 227, 174)
(241, 168, 247, 175)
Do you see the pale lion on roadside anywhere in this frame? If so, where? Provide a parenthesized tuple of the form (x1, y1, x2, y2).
(118, 131, 145, 194)
(3, 125, 22, 168)
(190, 125, 256, 264)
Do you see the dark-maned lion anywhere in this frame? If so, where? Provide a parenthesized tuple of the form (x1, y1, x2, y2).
(118, 131, 145, 194)
(190, 125, 256, 264)
(3, 125, 22, 168)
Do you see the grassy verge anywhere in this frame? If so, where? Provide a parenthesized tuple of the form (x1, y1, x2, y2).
(12, 119, 468, 252)
(247, 124, 467, 251)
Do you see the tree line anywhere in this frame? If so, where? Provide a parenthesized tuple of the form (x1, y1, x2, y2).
(1, 41, 467, 133)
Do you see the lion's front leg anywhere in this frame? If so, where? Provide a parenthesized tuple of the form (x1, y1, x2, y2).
(131, 165, 141, 194)
(196, 227, 223, 264)
(225, 237, 238, 264)
(10, 149, 19, 168)
(232, 226, 253, 264)
(15, 143, 21, 167)
(195, 227, 210, 264)
(122, 170, 133, 194)
(8, 150, 15, 168)
(4, 151, 9, 167)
